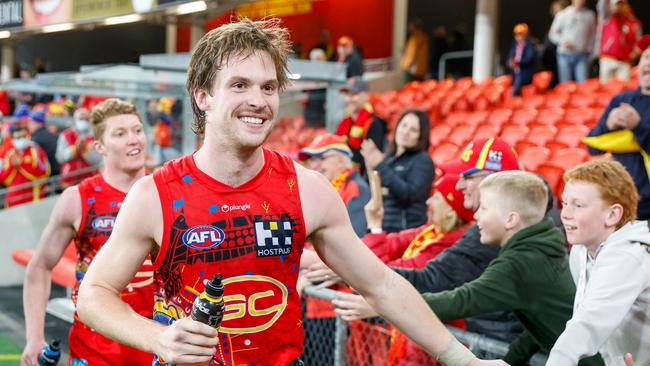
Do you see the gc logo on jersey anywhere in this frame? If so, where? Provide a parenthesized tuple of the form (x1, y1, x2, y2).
(220, 275, 288, 334)
(91, 215, 115, 232)
(182, 225, 225, 250)
(254, 219, 293, 257)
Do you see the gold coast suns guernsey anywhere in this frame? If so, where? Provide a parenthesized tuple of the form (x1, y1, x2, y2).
(75, 174, 155, 317)
(152, 149, 306, 366)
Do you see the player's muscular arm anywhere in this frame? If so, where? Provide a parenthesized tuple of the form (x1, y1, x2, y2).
(22, 187, 80, 366)
(296, 164, 467, 360)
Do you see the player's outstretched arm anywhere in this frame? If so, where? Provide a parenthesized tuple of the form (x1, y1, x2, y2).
(296, 165, 508, 366)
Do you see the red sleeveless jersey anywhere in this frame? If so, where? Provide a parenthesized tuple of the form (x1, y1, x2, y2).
(74, 174, 154, 317)
(152, 149, 306, 366)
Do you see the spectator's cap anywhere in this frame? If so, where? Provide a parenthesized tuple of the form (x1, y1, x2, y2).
(339, 77, 370, 94)
(636, 35, 650, 53)
(513, 23, 529, 36)
(337, 36, 353, 47)
(434, 174, 475, 223)
(298, 133, 352, 160)
(8, 120, 27, 133)
(439, 137, 520, 176)
(13, 103, 30, 119)
(29, 109, 46, 124)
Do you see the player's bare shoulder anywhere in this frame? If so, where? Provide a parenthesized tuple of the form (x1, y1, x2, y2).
(294, 162, 338, 202)
(52, 185, 82, 228)
(294, 162, 331, 188)
(294, 162, 345, 236)
(116, 175, 164, 245)
(125, 175, 159, 204)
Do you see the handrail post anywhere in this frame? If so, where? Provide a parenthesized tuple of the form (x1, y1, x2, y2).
(438, 50, 474, 80)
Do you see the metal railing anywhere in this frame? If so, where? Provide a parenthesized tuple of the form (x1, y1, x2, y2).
(0, 165, 100, 207)
(438, 50, 474, 80)
(364, 58, 394, 73)
(302, 286, 548, 366)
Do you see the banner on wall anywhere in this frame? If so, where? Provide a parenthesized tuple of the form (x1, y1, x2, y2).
(23, 0, 72, 27)
(0, 0, 23, 28)
(72, 0, 157, 20)
(237, 0, 312, 18)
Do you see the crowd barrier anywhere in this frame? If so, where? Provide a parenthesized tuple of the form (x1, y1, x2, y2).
(0, 165, 100, 208)
(302, 286, 548, 366)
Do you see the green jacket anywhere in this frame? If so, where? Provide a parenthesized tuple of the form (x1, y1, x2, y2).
(422, 218, 604, 366)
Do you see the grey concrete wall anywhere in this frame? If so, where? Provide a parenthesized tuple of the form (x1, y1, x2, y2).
(1, 195, 57, 286)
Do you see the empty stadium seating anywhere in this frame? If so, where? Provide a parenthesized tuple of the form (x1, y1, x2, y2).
(274, 69, 637, 204)
(368, 70, 637, 202)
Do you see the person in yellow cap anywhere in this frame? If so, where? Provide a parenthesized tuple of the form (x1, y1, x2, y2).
(336, 35, 364, 78)
(583, 35, 650, 220)
(299, 133, 370, 236)
(507, 23, 536, 96)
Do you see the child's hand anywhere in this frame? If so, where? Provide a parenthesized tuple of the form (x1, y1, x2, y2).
(332, 292, 378, 321)
(304, 262, 340, 288)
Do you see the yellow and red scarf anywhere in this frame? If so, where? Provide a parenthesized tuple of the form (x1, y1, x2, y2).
(336, 104, 375, 149)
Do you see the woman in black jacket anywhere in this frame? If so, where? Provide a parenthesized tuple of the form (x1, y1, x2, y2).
(361, 109, 435, 232)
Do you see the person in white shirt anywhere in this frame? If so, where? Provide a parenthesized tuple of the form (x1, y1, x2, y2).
(547, 159, 650, 366)
(549, 0, 597, 82)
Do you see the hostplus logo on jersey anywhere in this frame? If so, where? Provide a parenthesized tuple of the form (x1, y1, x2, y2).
(182, 225, 225, 250)
(91, 215, 116, 232)
(220, 203, 251, 213)
(254, 219, 293, 257)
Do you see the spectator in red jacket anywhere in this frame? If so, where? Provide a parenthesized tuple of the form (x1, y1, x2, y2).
(56, 108, 100, 187)
(0, 120, 50, 207)
(598, 0, 641, 83)
(363, 174, 474, 269)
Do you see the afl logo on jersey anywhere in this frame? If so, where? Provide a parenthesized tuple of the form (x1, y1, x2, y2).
(91, 215, 116, 232)
(182, 225, 225, 250)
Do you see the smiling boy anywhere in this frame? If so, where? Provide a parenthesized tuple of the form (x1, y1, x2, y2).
(548, 159, 650, 366)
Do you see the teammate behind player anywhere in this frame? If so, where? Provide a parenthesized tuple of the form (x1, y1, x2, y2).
(21, 99, 155, 366)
